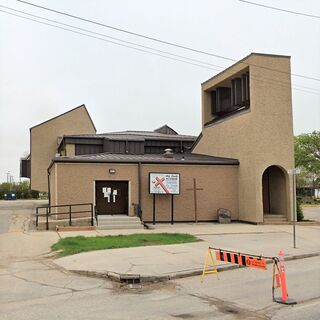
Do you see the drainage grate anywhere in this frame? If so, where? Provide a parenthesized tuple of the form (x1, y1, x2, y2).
(120, 274, 141, 289)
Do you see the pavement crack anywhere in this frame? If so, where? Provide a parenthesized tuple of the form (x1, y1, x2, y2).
(8, 271, 72, 291)
(0, 290, 75, 307)
(189, 293, 270, 319)
(61, 291, 74, 305)
(125, 261, 136, 273)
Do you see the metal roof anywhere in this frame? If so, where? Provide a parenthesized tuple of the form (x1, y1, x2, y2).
(62, 130, 197, 141)
(53, 152, 239, 165)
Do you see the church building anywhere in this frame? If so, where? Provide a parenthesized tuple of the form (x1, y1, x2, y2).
(21, 53, 294, 225)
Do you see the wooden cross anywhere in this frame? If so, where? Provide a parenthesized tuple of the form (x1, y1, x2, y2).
(186, 178, 203, 223)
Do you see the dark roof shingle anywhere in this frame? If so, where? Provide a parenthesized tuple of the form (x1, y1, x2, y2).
(53, 152, 239, 165)
(63, 130, 196, 141)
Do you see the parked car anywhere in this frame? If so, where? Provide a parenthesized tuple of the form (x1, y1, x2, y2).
(4, 193, 16, 200)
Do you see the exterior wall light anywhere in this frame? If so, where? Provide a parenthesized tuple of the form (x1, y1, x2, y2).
(109, 169, 116, 174)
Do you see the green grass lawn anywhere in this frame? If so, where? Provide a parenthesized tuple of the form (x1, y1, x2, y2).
(52, 233, 200, 256)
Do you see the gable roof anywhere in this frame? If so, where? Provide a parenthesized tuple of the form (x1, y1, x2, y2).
(154, 125, 178, 135)
(61, 130, 196, 142)
(30, 104, 96, 132)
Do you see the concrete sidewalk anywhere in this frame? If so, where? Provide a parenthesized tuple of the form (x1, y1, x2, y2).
(54, 223, 320, 282)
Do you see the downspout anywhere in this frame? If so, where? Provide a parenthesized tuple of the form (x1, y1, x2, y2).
(47, 161, 55, 208)
(138, 161, 142, 218)
(47, 170, 51, 207)
(138, 161, 149, 229)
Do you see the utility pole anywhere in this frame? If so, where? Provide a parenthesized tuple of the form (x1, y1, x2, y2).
(6, 171, 10, 183)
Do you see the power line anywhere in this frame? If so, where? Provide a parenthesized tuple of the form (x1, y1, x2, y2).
(0, 9, 220, 71)
(238, 0, 320, 19)
(14, 0, 235, 62)
(9, 3, 319, 93)
(249, 74, 320, 96)
(0, 5, 224, 70)
(1, 7, 319, 96)
(14, 0, 320, 82)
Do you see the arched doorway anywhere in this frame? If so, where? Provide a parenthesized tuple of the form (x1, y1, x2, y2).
(262, 166, 287, 216)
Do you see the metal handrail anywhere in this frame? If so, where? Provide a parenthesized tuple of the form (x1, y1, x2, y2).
(36, 202, 93, 209)
(36, 203, 94, 230)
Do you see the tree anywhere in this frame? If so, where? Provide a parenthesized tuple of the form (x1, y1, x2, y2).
(294, 131, 320, 192)
(0, 181, 39, 199)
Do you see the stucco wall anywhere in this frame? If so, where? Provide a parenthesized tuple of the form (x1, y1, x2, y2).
(65, 144, 75, 156)
(30, 106, 96, 192)
(193, 54, 294, 223)
(52, 163, 139, 217)
(140, 164, 238, 222)
(51, 162, 238, 222)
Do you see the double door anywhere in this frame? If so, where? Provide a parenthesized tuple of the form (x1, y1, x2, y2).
(95, 181, 128, 215)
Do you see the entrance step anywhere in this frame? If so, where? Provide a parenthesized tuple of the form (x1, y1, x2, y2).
(97, 215, 144, 230)
(264, 214, 288, 224)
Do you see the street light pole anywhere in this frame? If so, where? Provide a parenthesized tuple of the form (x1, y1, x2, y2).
(293, 171, 296, 248)
(288, 168, 300, 249)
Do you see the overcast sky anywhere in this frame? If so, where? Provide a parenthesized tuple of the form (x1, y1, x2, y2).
(0, 0, 319, 183)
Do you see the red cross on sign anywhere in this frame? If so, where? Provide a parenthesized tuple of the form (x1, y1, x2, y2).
(155, 177, 170, 194)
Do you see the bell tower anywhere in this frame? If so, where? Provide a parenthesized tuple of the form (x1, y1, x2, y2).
(193, 53, 294, 223)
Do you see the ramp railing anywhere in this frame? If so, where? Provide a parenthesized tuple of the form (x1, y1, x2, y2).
(35, 203, 94, 230)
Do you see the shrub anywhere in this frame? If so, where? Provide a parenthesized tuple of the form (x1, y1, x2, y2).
(30, 190, 39, 199)
(296, 197, 304, 221)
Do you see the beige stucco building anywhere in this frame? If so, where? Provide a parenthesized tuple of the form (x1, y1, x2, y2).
(29, 105, 96, 191)
(193, 53, 294, 223)
(21, 53, 294, 225)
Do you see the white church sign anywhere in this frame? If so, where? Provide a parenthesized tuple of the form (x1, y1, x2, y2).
(149, 173, 180, 195)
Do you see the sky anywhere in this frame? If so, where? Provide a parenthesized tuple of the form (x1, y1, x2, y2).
(0, 0, 319, 183)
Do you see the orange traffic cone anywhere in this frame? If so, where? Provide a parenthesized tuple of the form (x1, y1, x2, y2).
(274, 250, 297, 305)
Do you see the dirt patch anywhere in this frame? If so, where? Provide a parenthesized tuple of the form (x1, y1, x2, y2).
(110, 279, 178, 295)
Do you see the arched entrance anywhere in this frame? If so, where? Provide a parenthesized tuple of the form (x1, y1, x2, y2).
(262, 166, 287, 216)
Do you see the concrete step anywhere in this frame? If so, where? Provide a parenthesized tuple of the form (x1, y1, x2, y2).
(97, 221, 142, 226)
(96, 215, 144, 230)
(264, 214, 287, 219)
(97, 215, 140, 222)
(97, 220, 142, 225)
(97, 224, 144, 230)
(264, 214, 288, 224)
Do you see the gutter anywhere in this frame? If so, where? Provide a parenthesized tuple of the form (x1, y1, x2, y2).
(137, 162, 149, 229)
(51, 158, 239, 166)
(138, 162, 142, 217)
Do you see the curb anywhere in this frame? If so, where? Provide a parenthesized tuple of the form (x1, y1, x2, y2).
(68, 251, 320, 283)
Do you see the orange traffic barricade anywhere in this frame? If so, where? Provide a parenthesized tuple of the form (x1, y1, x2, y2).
(202, 247, 296, 304)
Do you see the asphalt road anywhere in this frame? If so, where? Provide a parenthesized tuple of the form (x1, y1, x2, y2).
(303, 206, 320, 222)
(0, 211, 10, 234)
(0, 200, 47, 233)
(0, 201, 319, 320)
(0, 201, 33, 234)
(1, 255, 319, 320)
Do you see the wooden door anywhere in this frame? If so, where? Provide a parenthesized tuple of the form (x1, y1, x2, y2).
(95, 181, 128, 215)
